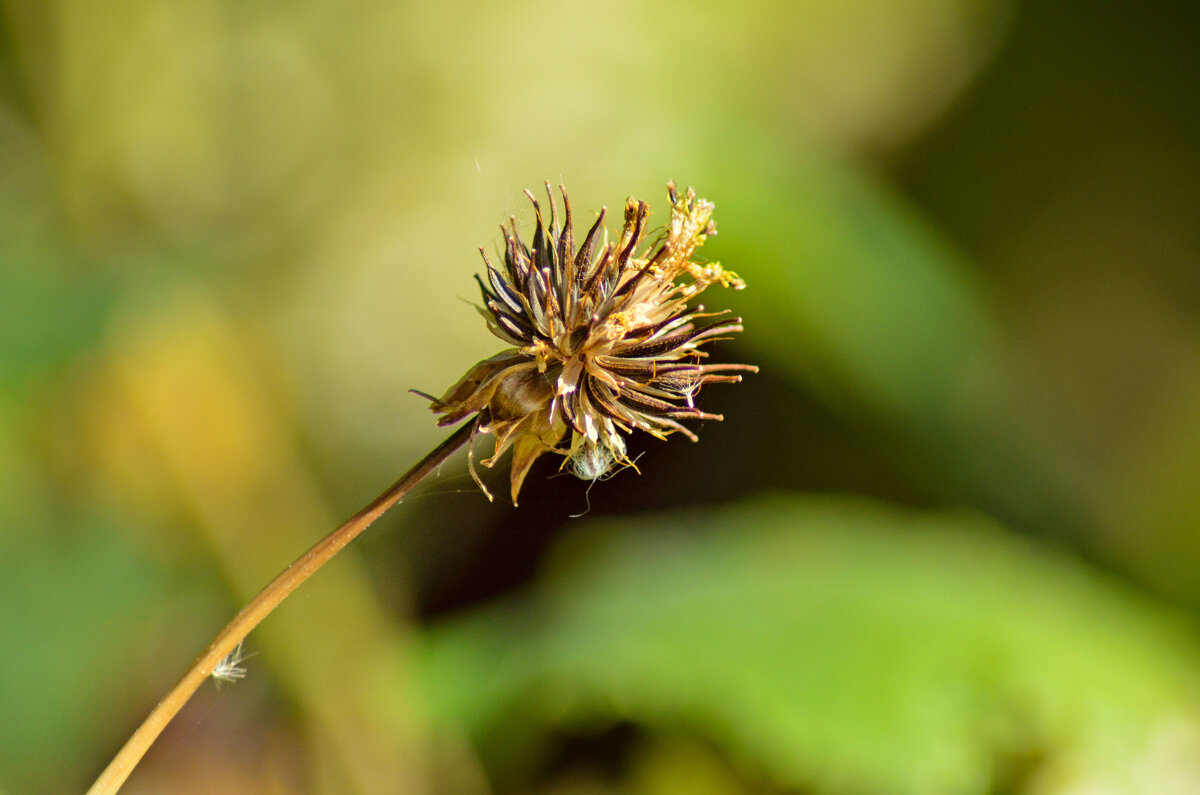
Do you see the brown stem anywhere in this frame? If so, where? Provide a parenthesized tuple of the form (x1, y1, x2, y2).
(87, 422, 475, 795)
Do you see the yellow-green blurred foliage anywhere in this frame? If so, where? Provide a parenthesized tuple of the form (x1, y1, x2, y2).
(1, 0, 1199, 793)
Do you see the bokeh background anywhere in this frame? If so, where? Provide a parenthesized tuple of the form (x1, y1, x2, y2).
(3, 0, 1200, 792)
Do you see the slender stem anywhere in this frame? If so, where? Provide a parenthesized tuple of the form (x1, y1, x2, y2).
(87, 422, 475, 795)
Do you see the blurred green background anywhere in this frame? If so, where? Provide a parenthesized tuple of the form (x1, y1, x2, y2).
(2, 0, 1199, 792)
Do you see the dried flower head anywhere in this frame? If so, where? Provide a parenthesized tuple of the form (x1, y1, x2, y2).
(420, 182, 756, 504)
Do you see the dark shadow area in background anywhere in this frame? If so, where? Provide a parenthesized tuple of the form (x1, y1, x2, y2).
(894, 0, 1200, 290)
(411, 361, 941, 620)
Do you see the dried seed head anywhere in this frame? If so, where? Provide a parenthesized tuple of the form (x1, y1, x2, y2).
(421, 182, 757, 504)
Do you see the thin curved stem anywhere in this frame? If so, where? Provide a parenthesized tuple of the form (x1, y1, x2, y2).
(87, 422, 475, 795)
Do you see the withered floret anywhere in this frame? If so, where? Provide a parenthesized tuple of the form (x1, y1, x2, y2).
(420, 182, 756, 504)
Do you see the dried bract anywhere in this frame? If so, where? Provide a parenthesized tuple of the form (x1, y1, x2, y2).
(421, 182, 756, 504)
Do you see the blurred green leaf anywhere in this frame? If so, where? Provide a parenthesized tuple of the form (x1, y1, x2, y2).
(707, 142, 996, 428)
(695, 128, 1093, 536)
(420, 496, 1200, 794)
